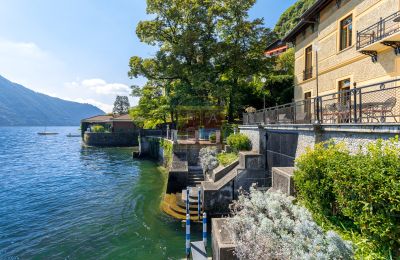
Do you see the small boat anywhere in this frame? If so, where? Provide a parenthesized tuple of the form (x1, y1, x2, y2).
(37, 126, 58, 135)
(38, 132, 59, 135)
(66, 133, 81, 137)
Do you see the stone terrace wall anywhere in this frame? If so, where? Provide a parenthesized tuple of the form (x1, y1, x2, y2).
(83, 132, 139, 147)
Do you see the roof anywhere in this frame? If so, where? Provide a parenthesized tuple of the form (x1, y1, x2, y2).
(265, 39, 286, 52)
(282, 0, 332, 42)
(111, 114, 132, 122)
(81, 114, 133, 123)
(81, 115, 113, 123)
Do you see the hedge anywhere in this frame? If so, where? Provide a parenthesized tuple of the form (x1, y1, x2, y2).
(294, 138, 400, 258)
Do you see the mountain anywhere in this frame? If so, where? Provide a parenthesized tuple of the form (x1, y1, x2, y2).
(274, 0, 317, 38)
(0, 75, 105, 126)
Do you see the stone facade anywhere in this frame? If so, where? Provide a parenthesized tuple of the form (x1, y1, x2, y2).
(292, 0, 400, 101)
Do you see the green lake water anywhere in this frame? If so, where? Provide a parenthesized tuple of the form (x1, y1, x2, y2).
(0, 127, 204, 259)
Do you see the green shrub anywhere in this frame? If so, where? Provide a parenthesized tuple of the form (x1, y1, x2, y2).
(294, 138, 400, 258)
(294, 141, 350, 218)
(209, 132, 216, 143)
(227, 133, 251, 152)
(217, 152, 238, 166)
(160, 139, 173, 167)
(91, 125, 105, 133)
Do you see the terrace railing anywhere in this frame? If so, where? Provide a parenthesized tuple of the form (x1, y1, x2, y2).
(243, 78, 400, 125)
(357, 11, 400, 50)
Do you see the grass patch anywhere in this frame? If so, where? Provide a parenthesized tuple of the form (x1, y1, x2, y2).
(217, 152, 238, 166)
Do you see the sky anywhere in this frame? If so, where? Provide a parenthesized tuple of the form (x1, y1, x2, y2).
(0, 0, 297, 113)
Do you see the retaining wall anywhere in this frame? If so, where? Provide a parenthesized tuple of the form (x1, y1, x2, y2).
(83, 132, 139, 147)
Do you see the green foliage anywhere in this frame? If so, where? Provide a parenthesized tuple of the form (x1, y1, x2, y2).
(112, 95, 130, 115)
(275, 48, 295, 75)
(294, 138, 400, 258)
(209, 132, 216, 143)
(217, 152, 238, 166)
(221, 122, 237, 140)
(160, 139, 173, 167)
(129, 0, 274, 123)
(91, 125, 106, 133)
(227, 133, 251, 152)
(274, 0, 317, 37)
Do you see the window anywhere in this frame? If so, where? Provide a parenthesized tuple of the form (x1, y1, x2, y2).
(338, 78, 351, 122)
(304, 46, 313, 80)
(340, 15, 353, 50)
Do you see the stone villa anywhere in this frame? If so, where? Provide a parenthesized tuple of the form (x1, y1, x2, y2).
(284, 0, 400, 102)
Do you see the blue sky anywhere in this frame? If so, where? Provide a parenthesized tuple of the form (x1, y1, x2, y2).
(0, 0, 296, 112)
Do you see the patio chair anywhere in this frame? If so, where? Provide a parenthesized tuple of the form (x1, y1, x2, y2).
(322, 103, 337, 123)
(376, 97, 398, 122)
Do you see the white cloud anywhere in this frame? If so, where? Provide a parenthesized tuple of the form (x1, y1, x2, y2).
(69, 98, 113, 113)
(76, 78, 130, 95)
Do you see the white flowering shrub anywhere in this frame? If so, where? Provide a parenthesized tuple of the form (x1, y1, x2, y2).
(228, 187, 354, 260)
(199, 147, 219, 174)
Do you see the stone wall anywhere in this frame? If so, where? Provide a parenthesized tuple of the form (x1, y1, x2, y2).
(240, 124, 400, 167)
(83, 132, 139, 147)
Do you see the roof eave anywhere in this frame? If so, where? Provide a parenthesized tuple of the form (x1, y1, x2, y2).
(282, 0, 332, 43)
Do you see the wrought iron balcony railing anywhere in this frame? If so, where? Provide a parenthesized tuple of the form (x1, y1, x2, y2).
(303, 67, 313, 81)
(357, 11, 400, 50)
(243, 78, 400, 125)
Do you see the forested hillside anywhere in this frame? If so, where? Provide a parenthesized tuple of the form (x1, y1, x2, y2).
(0, 75, 104, 126)
(274, 0, 316, 37)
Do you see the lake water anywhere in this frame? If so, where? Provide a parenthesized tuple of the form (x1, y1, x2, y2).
(0, 127, 199, 259)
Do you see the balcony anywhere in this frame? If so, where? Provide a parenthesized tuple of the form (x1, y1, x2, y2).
(303, 67, 313, 81)
(357, 11, 400, 54)
(243, 78, 400, 125)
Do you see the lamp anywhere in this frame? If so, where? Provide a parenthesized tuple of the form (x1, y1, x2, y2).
(261, 77, 267, 109)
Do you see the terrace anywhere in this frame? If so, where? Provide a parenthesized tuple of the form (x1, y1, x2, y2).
(243, 78, 400, 125)
(357, 11, 400, 61)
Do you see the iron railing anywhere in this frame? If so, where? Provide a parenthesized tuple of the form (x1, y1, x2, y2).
(243, 78, 400, 125)
(303, 67, 313, 81)
(357, 11, 400, 50)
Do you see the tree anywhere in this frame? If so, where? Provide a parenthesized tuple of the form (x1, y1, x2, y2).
(128, 0, 274, 125)
(112, 95, 130, 115)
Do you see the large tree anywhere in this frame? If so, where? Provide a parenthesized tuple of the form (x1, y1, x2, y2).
(112, 95, 130, 115)
(129, 0, 275, 125)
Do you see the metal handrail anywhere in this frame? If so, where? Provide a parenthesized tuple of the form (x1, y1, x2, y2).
(243, 78, 400, 125)
(357, 11, 400, 50)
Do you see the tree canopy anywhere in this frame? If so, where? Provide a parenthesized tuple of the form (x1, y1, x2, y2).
(112, 95, 130, 115)
(129, 0, 302, 128)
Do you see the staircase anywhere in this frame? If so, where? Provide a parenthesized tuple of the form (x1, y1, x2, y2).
(187, 166, 204, 186)
(162, 187, 203, 221)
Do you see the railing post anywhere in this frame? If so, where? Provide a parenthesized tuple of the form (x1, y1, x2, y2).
(197, 188, 201, 221)
(203, 212, 207, 249)
(186, 187, 190, 215)
(359, 87, 362, 122)
(315, 97, 320, 124)
(263, 109, 266, 125)
(353, 83, 358, 123)
(293, 101, 296, 123)
(186, 213, 191, 258)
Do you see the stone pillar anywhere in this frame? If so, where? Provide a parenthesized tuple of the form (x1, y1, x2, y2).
(195, 130, 199, 144)
(172, 130, 178, 143)
(216, 130, 221, 144)
(166, 125, 170, 140)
